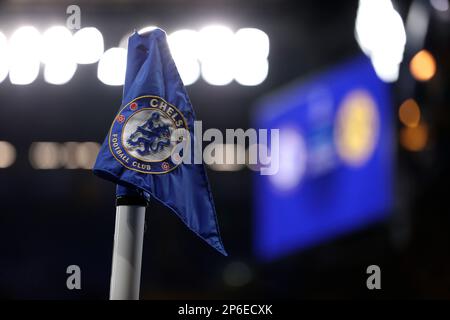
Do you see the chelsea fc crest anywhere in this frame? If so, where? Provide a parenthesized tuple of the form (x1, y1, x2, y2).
(109, 96, 188, 174)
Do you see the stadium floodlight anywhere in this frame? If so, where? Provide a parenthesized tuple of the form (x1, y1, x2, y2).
(9, 26, 41, 85)
(73, 27, 104, 64)
(97, 47, 127, 86)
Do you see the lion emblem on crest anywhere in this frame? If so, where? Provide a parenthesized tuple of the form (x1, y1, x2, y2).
(126, 112, 172, 157)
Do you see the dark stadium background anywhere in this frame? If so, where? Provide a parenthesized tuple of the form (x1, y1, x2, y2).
(0, 0, 449, 299)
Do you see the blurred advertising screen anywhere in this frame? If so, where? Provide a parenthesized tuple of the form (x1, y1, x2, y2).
(254, 56, 394, 261)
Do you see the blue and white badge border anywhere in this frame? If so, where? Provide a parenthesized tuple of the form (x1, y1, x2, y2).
(108, 95, 189, 175)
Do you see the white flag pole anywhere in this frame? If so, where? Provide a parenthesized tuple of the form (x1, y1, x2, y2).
(109, 198, 147, 300)
(109, 28, 156, 301)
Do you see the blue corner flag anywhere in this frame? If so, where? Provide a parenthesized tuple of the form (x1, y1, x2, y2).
(93, 28, 227, 256)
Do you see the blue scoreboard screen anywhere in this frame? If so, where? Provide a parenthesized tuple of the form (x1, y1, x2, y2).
(254, 56, 394, 261)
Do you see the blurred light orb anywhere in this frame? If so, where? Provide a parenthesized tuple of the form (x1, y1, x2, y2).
(41, 26, 74, 65)
(168, 29, 201, 86)
(201, 58, 234, 86)
(355, 0, 406, 83)
(73, 27, 104, 64)
(198, 25, 234, 62)
(97, 47, 127, 86)
(370, 56, 400, 83)
(399, 99, 421, 128)
(60, 141, 100, 169)
(76, 142, 100, 169)
(168, 29, 200, 60)
(334, 90, 379, 167)
(61, 142, 80, 169)
(9, 61, 40, 85)
(430, 0, 449, 11)
(400, 123, 428, 152)
(409, 49, 436, 82)
(44, 63, 76, 85)
(234, 58, 269, 86)
(9, 26, 41, 85)
(44, 61, 77, 85)
(174, 56, 200, 86)
(9, 26, 41, 52)
(269, 128, 307, 191)
(42, 27, 78, 85)
(357, 0, 406, 62)
(0, 31, 8, 83)
(29, 142, 62, 169)
(234, 28, 270, 59)
(0, 141, 16, 168)
(355, 0, 406, 58)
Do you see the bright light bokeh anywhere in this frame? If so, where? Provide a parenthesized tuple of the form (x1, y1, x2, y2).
(41, 26, 74, 64)
(234, 28, 270, 60)
(334, 90, 379, 167)
(0, 141, 16, 168)
(61, 142, 79, 169)
(269, 128, 307, 191)
(168, 30, 201, 86)
(76, 142, 100, 169)
(29, 142, 62, 169)
(430, 0, 449, 11)
(8, 26, 41, 85)
(201, 57, 234, 86)
(169, 26, 269, 86)
(168, 29, 200, 59)
(2, 25, 270, 87)
(41, 26, 77, 85)
(409, 49, 436, 82)
(355, 0, 406, 83)
(355, 0, 406, 59)
(97, 47, 127, 86)
(44, 60, 77, 85)
(0, 32, 8, 83)
(29, 141, 100, 169)
(174, 56, 201, 86)
(399, 98, 421, 128)
(73, 27, 104, 64)
(370, 56, 400, 83)
(400, 123, 428, 152)
(198, 25, 234, 62)
(234, 58, 269, 86)
(61, 141, 100, 169)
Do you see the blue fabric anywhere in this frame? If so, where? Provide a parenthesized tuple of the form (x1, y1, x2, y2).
(93, 29, 227, 256)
